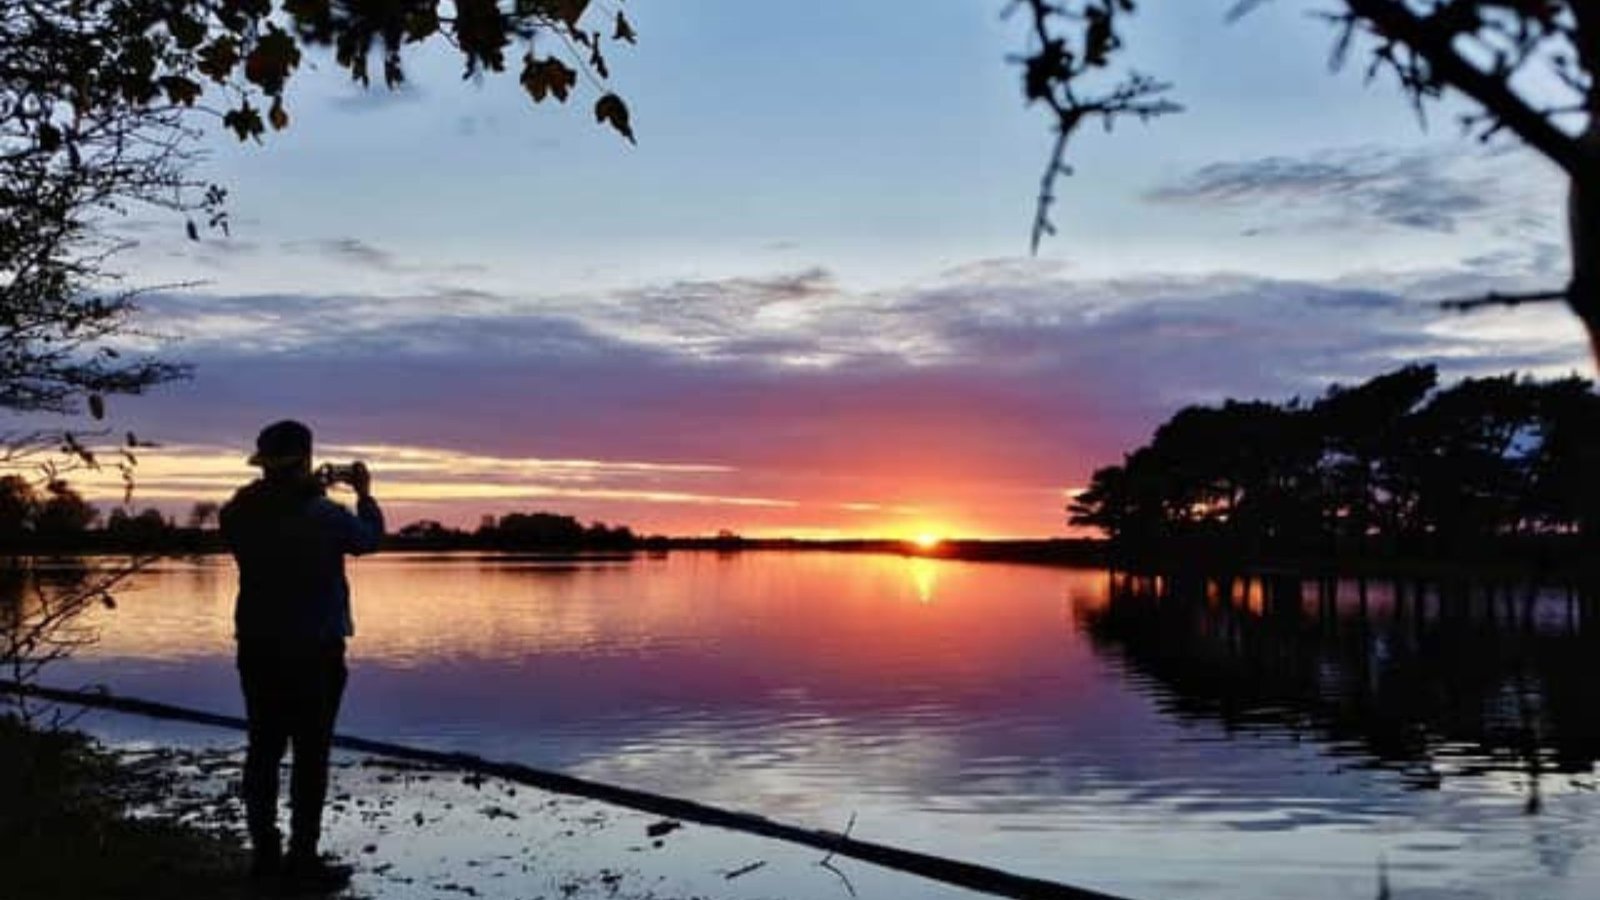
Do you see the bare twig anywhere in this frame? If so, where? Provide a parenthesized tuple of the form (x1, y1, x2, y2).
(1340, 0, 1585, 177)
(813, 809, 862, 895)
(1013, 0, 1181, 252)
(1438, 288, 1568, 313)
(820, 810, 858, 865)
(723, 860, 767, 880)
(820, 857, 860, 898)
(2, 556, 152, 726)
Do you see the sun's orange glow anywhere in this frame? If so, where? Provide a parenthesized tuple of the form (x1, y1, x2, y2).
(56, 442, 1076, 538)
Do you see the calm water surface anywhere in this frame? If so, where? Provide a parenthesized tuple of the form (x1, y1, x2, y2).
(47, 552, 1600, 899)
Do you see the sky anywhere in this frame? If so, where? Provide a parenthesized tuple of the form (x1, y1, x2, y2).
(50, 0, 1592, 538)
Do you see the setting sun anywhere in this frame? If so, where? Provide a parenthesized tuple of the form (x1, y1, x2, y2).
(912, 533, 943, 551)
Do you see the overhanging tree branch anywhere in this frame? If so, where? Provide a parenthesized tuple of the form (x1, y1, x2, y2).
(1438, 287, 1569, 312)
(1012, 0, 1181, 251)
(1342, 0, 1588, 176)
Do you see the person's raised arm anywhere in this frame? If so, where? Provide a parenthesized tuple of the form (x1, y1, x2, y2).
(325, 462, 384, 555)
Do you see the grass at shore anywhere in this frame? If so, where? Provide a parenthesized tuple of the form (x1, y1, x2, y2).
(0, 714, 255, 900)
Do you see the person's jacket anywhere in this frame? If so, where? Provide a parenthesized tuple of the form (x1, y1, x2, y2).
(220, 476, 384, 643)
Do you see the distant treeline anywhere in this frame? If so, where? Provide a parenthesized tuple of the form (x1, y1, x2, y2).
(393, 513, 645, 551)
(1069, 365, 1600, 570)
(0, 476, 217, 553)
(0, 476, 647, 555)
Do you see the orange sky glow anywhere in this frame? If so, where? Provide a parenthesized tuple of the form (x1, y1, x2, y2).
(67, 443, 1091, 540)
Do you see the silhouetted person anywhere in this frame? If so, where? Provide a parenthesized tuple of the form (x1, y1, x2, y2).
(220, 420, 384, 891)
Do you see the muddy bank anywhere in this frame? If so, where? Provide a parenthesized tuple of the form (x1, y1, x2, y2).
(0, 717, 252, 900)
(113, 740, 983, 900)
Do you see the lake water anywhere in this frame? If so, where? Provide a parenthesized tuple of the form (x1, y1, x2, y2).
(37, 552, 1600, 900)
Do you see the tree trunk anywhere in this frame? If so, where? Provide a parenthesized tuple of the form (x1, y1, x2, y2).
(1570, 47, 1600, 557)
(1570, 3, 1600, 367)
(1568, 136, 1600, 367)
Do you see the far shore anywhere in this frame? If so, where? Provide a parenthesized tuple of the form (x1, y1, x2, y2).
(13, 533, 1600, 585)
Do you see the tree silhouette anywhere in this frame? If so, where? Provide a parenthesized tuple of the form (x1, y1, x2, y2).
(0, 476, 96, 539)
(180, 501, 217, 532)
(0, 476, 37, 540)
(1015, 1, 1599, 360)
(3, 0, 640, 506)
(32, 481, 97, 537)
(103, 506, 173, 547)
(1525, 377, 1600, 547)
(3, 0, 634, 436)
(1310, 364, 1437, 550)
(1409, 373, 1539, 551)
(472, 511, 635, 549)
(1070, 365, 1600, 565)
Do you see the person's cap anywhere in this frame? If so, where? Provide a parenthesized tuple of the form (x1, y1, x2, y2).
(247, 420, 313, 467)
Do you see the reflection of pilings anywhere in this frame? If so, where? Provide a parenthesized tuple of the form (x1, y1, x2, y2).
(1112, 567, 1599, 640)
(1091, 568, 1600, 779)
(1266, 574, 1302, 618)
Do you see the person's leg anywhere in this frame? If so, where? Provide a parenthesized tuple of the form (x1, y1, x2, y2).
(286, 640, 348, 861)
(237, 641, 291, 877)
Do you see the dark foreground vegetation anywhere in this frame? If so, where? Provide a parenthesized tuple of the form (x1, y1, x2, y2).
(0, 715, 251, 900)
(1070, 365, 1600, 574)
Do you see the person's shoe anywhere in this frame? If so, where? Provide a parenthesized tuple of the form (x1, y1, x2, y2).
(280, 851, 353, 894)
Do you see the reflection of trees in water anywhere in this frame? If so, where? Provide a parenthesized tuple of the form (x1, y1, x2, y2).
(0, 560, 93, 627)
(1076, 571, 1600, 803)
(1, 559, 125, 726)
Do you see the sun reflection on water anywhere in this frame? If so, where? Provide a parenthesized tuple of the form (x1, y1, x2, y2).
(908, 557, 938, 605)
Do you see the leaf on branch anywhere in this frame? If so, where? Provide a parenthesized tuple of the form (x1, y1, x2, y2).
(269, 98, 290, 131)
(614, 12, 638, 44)
(246, 26, 302, 94)
(405, 4, 441, 42)
(594, 93, 636, 143)
(1084, 8, 1117, 67)
(223, 102, 266, 141)
(167, 13, 207, 50)
(37, 123, 62, 152)
(521, 55, 578, 103)
(159, 76, 203, 106)
(198, 37, 241, 83)
(88, 395, 105, 420)
(186, 219, 199, 241)
(537, 0, 591, 28)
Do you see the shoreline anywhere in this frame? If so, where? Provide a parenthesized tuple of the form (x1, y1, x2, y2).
(12, 537, 1597, 584)
(10, 682, 1123, 900)
(13, 714, 992, 900)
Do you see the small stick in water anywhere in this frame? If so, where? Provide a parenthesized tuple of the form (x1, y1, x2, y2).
(724, 860, 767, 880)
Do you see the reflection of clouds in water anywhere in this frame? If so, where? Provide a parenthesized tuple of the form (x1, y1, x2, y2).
(57, 555, 1600, 900)
(569, 714, 967, 828)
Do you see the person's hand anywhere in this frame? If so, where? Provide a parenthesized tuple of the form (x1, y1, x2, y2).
(350, 461, 372, 498)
